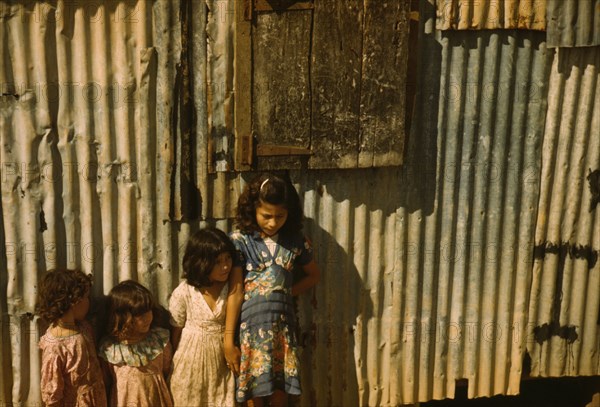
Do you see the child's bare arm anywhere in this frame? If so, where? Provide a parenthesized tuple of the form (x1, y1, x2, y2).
(292, 259, 320, 296)
(171, 326, 183, 352)
(163, 341, 174, 378)
(99, 358, 112, 396)
(224, 265, 244, 375)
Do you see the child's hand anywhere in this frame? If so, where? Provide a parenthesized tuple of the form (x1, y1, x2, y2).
(224, 343, 241, 376)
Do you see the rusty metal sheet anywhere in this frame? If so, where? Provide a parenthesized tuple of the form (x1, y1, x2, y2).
(1, 0, 597, 406)
(546, 0, 600, 47)
(527, 46, 600, 377)
(207, 0, 235, 171)
(437, 0, 547, 31)
(294, 1, 550, 403)
(0, 1, 182, 404)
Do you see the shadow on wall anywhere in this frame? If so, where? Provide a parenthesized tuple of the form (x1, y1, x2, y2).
(294, 216, 374, 407)
(0, 196, 12, 402)
(397, 0, 442, 216)
(422, 376, 600, 407)
(287, 1, 443, 404)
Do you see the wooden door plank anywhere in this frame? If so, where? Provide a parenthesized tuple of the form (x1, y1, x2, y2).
(234, 0, 253, 170)
(309, 0, 363, 168)
(252, 10, 312, 170)
(358, 0, 409, 167)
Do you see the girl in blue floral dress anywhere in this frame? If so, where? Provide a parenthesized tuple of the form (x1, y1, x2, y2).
(225, 173, 321, 407)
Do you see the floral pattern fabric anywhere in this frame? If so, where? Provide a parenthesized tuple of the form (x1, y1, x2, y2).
(168, 281, 236, 407)
(39, 320, 107, 407)
(230, 230, 313, 402)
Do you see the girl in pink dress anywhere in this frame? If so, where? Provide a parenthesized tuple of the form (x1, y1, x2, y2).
(99, 280, 173, 407)
(36, 268, 108, 407)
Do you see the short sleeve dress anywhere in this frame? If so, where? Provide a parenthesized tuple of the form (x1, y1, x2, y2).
(39, 320, 107, 407)
(98, 327, 173, 407)
(168, 281, 236, 407)
(229, 230, 313, 402)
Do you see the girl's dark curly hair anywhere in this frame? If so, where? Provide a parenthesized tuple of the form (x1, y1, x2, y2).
(35, 269, 92, 324)
(106, 280, 155, 341)
(182, 227, 236, 289)
(236, 173, 303, 235)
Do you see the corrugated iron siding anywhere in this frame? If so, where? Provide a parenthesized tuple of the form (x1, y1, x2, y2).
(527, 46, 600, 377)
(0, 1, 182, 404)
(293, 2, 551, 404)
(436, 0, 547, 31)
(206, 0, 234, 172)
(366, 2, 551, 401)
(1, 1, 599, 407)
(547, 0, 600, 48)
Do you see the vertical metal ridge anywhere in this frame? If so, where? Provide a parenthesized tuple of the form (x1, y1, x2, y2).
(529, 46, 600, 378)
(2, 4, 43, 404)
(460, 33, 483, 396)
(137, 0, 159, 293)
(0, 103, 9, 404)
(113, 1, 135, 282)
(468, 31, 499, 399)
(1, 1, 597, 406)
(154, 0, 179, 303)
(206, 0, 235, 172)
(192, 0, 209, 221)
(1, 2, 183, 403)
(353, 179, 368, 405)
(72, 6, 95, 280)
(420, 27, 548, 401)
(91, 3, 117, 292)
(432, 32, 457, 401)
(405, 209, 425, 403)
(437, 0, 547, 31)
(547, 0, 600, 48)
(387, 205, 404, 406)
(55, 0, 78, 272)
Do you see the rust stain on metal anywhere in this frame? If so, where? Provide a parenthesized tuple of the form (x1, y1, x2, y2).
(436, 0, 547, 31)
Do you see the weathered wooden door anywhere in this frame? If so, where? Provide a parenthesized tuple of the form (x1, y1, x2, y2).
(233, 0, 410, 170)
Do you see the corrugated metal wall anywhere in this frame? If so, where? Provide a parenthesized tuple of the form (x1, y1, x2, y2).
(1, 0, 599, 406)
(0, 1, 183, 404)
(546, 0, 600, 48)
(527, 46, 600, 378)
(436, 0, 547, 31)
(381, 0, 550, 402)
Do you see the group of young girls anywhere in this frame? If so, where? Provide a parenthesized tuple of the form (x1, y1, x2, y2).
(35, 173, 321, 407)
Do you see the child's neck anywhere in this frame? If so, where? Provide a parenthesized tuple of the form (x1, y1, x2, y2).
(51, 313, 80, 337)
(202, 281, 226, 297)
(200, 281, 226, 312)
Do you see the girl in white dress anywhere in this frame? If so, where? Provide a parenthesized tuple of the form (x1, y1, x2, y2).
(169, 227, 237, 406)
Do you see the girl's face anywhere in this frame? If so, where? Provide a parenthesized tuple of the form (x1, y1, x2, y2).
(131, 310, 153, 335)
(256, 201, 288, 237)
(209, 252, 233, 283)
(72, 291, 90, 321)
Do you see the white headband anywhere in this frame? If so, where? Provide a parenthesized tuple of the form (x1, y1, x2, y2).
(260, 178, 269, 191)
